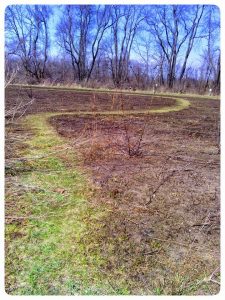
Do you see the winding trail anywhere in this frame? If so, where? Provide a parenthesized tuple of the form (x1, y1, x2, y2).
(15, 84, 191, 116)
(49, 96, 190, 116)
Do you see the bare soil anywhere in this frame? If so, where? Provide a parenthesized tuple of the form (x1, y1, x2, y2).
(5, 86, 220, 294)
(50, 96, 220, 294)
(5, 86, 176, 114)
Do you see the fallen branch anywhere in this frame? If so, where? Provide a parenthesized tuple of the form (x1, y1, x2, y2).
(191, 223, 211, 227)
(142, 248, 162, 256)
(205, 267, 220, 285)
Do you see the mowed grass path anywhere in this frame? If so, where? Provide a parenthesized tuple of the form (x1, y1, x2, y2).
(6, 113, 130, 295)
(6, 88, 216, 295)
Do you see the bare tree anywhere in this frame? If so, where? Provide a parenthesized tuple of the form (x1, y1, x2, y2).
(145, 5, 205, 88)
(57, 5, 112, 83)
(133, 34, 152, 86)
(200, 6, 220, 91)
(214, 53, 220, 91)
(178, 5, 205, 82)
(5, 5, 51, 82)
(107, 5, 144, 87)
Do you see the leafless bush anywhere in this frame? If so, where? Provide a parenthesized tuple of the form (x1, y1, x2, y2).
(5, 65, 19, 88)
(118, 92, 147, 157)
(77, 93, 145, 162)
(123, 121, 146, 157)
(5, 70, 36, 178)
(5, 86, 35, 123)
(5, 60, 36, 123)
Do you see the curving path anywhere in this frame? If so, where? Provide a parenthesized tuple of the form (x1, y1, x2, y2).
(14, 84, 191, 116)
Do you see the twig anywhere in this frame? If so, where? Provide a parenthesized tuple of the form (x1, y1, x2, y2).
(208, 266, 220, 284)
(143, 248, 162, 255)
(191, 223, 211, 227)
(209, 279, 220, 285)
(179, 266, 220, 293)
(146, 170, 176, 205)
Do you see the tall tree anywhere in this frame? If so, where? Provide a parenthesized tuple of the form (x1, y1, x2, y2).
(57, 5, 112, 82)
(201, 5, 220, 90)
(145, 5, 205, 88)
(107, 5, 144, 87)
(5, 5, 51, 82)
(178, 5, 205, 82)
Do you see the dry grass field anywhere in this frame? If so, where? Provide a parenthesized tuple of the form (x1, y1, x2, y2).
(5, 85, 220, 295)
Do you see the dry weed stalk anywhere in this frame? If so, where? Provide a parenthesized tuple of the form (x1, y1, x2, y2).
(110, 92, 117, 110)
(122, 96, 146, 157)
(81, 93, 105, 162)
(5, 84, 36, 174)
(91, 92, 97, 112)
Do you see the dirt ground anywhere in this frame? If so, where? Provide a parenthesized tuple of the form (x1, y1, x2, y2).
(5, 86, 176, 114)
(51, 97, 220, 292)
(5, 86, 220, 294)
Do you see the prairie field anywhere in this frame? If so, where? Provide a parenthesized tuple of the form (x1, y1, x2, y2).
(5, 85, 220, 295)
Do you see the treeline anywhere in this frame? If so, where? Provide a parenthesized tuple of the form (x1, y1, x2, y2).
(5, 4, 220, 94)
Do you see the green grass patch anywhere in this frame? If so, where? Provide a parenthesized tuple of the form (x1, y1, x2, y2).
(5, 113, 130, 295)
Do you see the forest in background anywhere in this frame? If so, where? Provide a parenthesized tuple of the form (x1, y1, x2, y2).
(5, 4, 220, 94)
